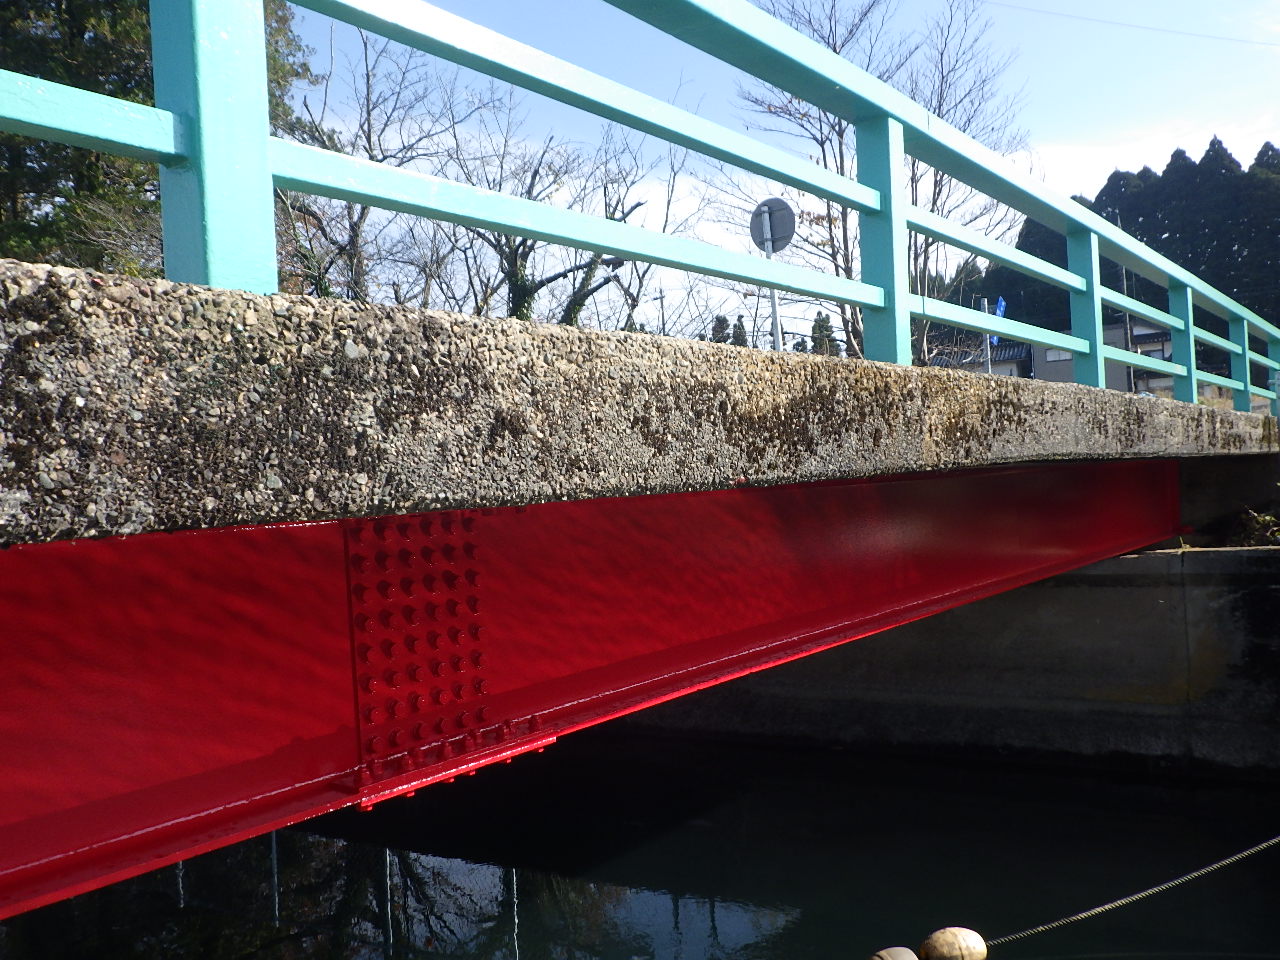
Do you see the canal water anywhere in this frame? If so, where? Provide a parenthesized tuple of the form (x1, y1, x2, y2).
(4, 728, 1279, 959)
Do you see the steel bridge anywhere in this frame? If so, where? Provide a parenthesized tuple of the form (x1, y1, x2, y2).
(1, 0, 1278, 920)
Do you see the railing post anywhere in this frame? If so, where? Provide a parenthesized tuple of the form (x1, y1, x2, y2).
(1067, 228, 1105, 388)
(856, 115, 911, 365)
(1168, 280, 1197, 404)
(1228, 314, 1252, 412)
(150, 0, 278, 293)
(1270, 336, 1280, 417)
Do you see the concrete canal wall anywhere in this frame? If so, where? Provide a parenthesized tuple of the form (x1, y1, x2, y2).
(624, 547, 1280, 773)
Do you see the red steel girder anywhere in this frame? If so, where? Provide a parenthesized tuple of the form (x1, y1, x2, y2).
(0, 460, 1180, 917)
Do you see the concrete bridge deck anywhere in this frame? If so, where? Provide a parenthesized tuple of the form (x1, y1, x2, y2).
(2, 258, 1274, 548)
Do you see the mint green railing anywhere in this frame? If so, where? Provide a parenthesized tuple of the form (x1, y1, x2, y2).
(1, 0, 1276, 413)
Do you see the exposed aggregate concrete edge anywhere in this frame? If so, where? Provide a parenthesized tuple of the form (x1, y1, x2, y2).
(2, 258, 1276, 546)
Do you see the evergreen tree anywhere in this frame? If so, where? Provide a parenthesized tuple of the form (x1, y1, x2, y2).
(978, 204, 1084, 330)
(710, 314, 731, 343)
(730, 316, 750, 347)
(0, 0, 313, 273)
(811, 311, 841, 356)
(980, 138, 1280, 334)
(0, 1, 151, 268)
(1251, 142, 1280, 175)
(792, 337, 810, 353)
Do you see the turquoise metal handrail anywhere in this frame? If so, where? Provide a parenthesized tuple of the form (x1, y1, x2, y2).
(0, 0, 1275, 413)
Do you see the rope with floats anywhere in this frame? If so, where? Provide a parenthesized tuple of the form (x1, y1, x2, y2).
(868, 830, 1280, 960)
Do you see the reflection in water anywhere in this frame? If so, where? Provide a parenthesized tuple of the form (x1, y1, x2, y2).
(3, 730, 1280, 959)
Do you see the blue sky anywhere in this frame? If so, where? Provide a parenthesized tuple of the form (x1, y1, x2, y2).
(291, 0, 1280, 201)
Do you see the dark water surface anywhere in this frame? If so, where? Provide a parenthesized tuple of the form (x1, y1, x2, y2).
(4, 730, 1280, 959)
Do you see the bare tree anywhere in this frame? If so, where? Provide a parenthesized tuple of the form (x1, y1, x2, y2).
(736, 0, 1024, 360)
(734, 0, 912, 355)
(278, 30, 492, 302)
(277, 34, 705, 330)
(901, 0, 1025, 364)
(443, 96, 664, 324)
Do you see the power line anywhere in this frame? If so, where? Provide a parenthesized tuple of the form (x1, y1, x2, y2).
(979, 1, 1280, 48)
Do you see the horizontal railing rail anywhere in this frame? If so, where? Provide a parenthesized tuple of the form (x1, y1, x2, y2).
(0, 0, 1275, 413)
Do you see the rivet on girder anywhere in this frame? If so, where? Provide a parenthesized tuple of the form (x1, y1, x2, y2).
(384, 670, 402, 688)
(361, 675, 379, 694)
(366, 735, 385, 754)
